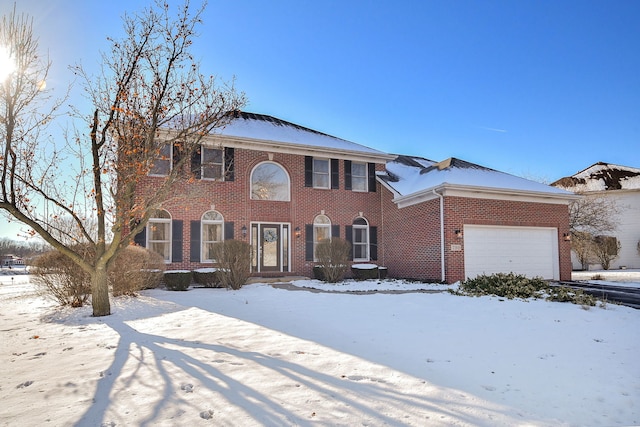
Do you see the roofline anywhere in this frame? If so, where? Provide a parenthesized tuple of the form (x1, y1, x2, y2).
(204, 134, 396, 163)
(386, 182, 581, 209)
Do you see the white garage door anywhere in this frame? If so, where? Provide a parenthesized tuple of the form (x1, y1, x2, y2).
(463, 225, 559, 280)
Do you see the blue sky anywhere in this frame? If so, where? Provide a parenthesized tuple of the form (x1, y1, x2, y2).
(1, 0, 639, 238)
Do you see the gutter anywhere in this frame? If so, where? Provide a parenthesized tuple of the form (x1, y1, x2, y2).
(432, 189, 446, 282)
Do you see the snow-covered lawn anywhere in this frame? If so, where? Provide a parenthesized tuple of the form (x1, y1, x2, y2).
(0, 274, 638, 427)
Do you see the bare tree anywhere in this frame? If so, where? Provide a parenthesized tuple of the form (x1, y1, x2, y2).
(1, 1, 245, 316)
(567, 194, 620, 270)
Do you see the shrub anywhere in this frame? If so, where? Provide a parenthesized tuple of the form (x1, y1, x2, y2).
(453, 272, 597, 306)
(164, 271, 192, 291)
(592, 235, 620, 270)
(193, 268, 222, 288)
(351, 263, 379, 280)
(210, 240, 251, 290)
(109, 246, 165, 296)
(455, 272, 549, 300)
(315, 238, 351, 283)
(31, 248, 92, 307)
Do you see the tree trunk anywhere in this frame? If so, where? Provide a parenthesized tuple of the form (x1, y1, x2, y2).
(91, 266, 111, 317)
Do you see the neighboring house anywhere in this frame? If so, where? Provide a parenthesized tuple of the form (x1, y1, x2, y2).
(552, 162, 640, 270)
(1, 254, 25, 267)
(133, 111, 577, 283)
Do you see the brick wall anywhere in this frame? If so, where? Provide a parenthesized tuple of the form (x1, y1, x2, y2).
(135, 147, 385, 277)
(381, 190, 572, 283)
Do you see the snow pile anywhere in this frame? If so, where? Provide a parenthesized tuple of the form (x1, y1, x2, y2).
(1, 275, 638, 426)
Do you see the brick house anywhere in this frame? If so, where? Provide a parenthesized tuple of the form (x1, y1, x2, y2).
(133, 112, 577, 283)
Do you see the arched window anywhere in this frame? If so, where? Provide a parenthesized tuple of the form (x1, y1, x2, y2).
(313, 214, 331, 261)
(250, 162, 290, 201)
(201, 210, 224, 262)
(148, 209, 171, 262)
(352, 217, 369, 261)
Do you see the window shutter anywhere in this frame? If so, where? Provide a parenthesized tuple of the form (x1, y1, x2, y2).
(172, 142, 183, 169)
(172, 220, 183, 263)
(304, 156, 313, 187)
(344, 160, 352, 190)
(370, 226, 378, 261)
(305, 224, 314, 261)
(331, 224, 340, 238)
(224, 147, 235, 181)
(191, 146, 202, 179)
(345, 225, 353, 260)
(190, 220, 201, 262)
(331, 158, 339, 189)
(134, 227, 146, 247)
(368, 163, 376, 192)
(224, 222, 234, 240)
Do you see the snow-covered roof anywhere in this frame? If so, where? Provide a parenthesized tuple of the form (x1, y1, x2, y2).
(379, 155, 575, 204)
(552, 162, 640, 192)
(215, 111, 393, 160)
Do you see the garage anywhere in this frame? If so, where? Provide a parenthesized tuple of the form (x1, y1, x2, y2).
(463, 225, 559, 280)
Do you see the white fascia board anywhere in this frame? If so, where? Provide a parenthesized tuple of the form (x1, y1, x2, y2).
(203, 134, 396, 164)
(392, 183, 581, 209)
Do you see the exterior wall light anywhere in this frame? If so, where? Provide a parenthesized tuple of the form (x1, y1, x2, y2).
(563, 233, 571, 242)
(241, 225, 247, 237)
(455, 229, 463, 238)
(294, 227, 301, 238)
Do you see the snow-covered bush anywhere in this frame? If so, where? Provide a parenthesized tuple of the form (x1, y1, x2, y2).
(351, 263, 379, 281)
(164, 271, 192, 291)
(315, 238, 351, 283)
(110, 246, 165, 296)
(210, 240, 251, 290)
(31, 248, 92, 307)
(193, 268, 222, 288)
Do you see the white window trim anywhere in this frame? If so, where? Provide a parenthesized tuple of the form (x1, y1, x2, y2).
(149, 143, 172, 177)
(351, 161, 368, 192)
(250, 161, 291, 201)
(352, 218, 369, 262)
(147, 211, 172, 263)
(312, 157, 331, 189)
(200, 147, 224, 181)
(201, 211, 224, 263)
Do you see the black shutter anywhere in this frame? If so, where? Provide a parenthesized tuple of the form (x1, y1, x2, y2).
(304, 156, 313, 187)
(224, 147, 235, 181)
(134, 227, 146, 247)
(368, 163, 376, 192)
(370, 226, 378, 261)
(190, 220, 201, 262)
(331, 158, 339, 189)
(345, 225, 353, 260)
(224, 222, 234, 240)
(344, 160, 352, 190)
(172, 220, 183, 263)
(305, 224, 314, 261)
(172, 142, 182, 169)
(331, 224, 340, 238)
(191, 146, 202, 179)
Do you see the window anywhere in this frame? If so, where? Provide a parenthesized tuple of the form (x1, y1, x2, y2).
(201, 147, 224, 180)
(313, 158, 330, 189)
(201, 210, 224, 262)
(352, 217, 369, 261)
(313, 215, 331, 261)
(150, 143, 171, 176)
(251, 162, 290, 201)
(148, 209, 171, 262)
(351, 162, 367, 192)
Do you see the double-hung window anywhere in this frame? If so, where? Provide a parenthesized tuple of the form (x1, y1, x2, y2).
(201, 210, 223, 262)
(312, 158, 330, 189)
(352, 217, 369, 261)
(201, 147, 224, 180)
(149, 143, 171, 176)
(351, 162, 367, 192)
(148, 209, 172, 262)
(313, 215, 331, 261)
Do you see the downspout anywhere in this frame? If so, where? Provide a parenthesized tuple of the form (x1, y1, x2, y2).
(433, 189, 446, 282)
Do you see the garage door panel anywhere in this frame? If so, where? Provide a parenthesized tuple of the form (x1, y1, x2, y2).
(464, 226, 559, 280)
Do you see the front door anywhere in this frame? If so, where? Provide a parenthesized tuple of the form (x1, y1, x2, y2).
(252, 223, 289, 273)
